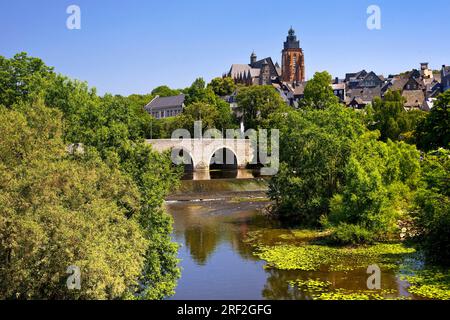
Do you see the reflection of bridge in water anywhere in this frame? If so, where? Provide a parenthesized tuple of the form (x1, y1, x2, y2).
(145, 139, 255, 172)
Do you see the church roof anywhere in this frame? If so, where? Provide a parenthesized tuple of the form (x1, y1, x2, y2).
(251, 57, 281, 77)
(251, 57, 273, 68)
(228, 64, 252, 78)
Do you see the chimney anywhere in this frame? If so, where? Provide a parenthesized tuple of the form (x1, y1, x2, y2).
(335, 77, 339, 84)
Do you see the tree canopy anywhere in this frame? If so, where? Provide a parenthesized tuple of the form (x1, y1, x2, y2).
(0, 53, 180, 299)
(369, 90, 426, 142)
(300, 71, 339, 109)
(208, 77, 236, 97)
(236, 85, 288, 129)
(416, 91, 450, 151)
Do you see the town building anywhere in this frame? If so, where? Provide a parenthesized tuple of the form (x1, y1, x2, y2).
(342, 63, 449, 111)
(344, 70, 384, 108)
(144, 94, 185, 119)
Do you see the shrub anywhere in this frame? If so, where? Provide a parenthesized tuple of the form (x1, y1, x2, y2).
(328, 133, 421, 241)
(330, 223, 375, 245)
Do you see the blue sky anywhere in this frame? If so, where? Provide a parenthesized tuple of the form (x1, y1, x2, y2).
(1, 0, 449, 96)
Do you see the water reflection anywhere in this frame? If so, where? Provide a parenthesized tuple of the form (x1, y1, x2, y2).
(167, 187, 414, 300)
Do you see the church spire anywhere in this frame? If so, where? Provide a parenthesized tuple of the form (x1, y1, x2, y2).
(281, 27, 305, 83)
(288, 26, 295, 36)
(284, 27, 300, 49)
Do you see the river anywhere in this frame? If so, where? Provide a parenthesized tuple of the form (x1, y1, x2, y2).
(166, 170, 422, 300)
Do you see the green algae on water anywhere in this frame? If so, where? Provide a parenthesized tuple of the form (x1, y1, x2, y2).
(401, 270, 450, 300)
(253, 242, 415, 272)
(288, 279, 405, 300)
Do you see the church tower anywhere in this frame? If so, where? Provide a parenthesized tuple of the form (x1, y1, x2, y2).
(281, 27, 305, 83)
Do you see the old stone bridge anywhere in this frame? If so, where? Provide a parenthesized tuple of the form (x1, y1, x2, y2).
(145, 139, 255, 171)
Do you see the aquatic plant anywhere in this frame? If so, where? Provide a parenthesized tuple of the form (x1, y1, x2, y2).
(401, 270, 450, 300)
(314, 289, 404, 300)
(288, 279, 405, 300)
(254, 242, 415, 272)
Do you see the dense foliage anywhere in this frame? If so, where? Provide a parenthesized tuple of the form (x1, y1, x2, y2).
(0, 53, 180, 299)
(207, 77, 236, 97)
(328, 133, 420, 243)
(267, 74, 447, 249)
(236, 85, 288, 129)
(151, 85, 181, 97)
(0, 105, 148, 299)
(369, 90, 426, 142)
(416, 91, 450, 151)
(300, 71, 339, 109)
(268, 104, 366, 225)
(269, 101, 423, 243)
(413, 149, 450, 266)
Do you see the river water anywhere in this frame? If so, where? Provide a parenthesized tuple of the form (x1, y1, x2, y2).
(167, 170, 417, 300)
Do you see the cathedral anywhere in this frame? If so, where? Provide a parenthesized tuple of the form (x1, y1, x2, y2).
(226, 28, 305, 85)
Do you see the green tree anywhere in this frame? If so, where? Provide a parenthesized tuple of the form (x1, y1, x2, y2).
(177, 102, 219, 135)
(0, 104, 149, 299)
(236, 85, 287, 129)
(328, 132, 421, 243)
(176, 78, 236, 133)
(300, 71, 339, 109)
(268, 105, 366, 224)
(208, 77, 236, 97)
(416, 91, 450, 151)
(0, 52, 54, 108)
(0, 53, 181, 299)
(370, 90, 426, 142)
(413, 148, 450, 265)
(151, 85, 181, 97)
(184, 78, 215, 105)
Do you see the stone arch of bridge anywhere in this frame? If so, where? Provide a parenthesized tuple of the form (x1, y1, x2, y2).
(171, 147, 195, 172)
(208, 146, 239, 169)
